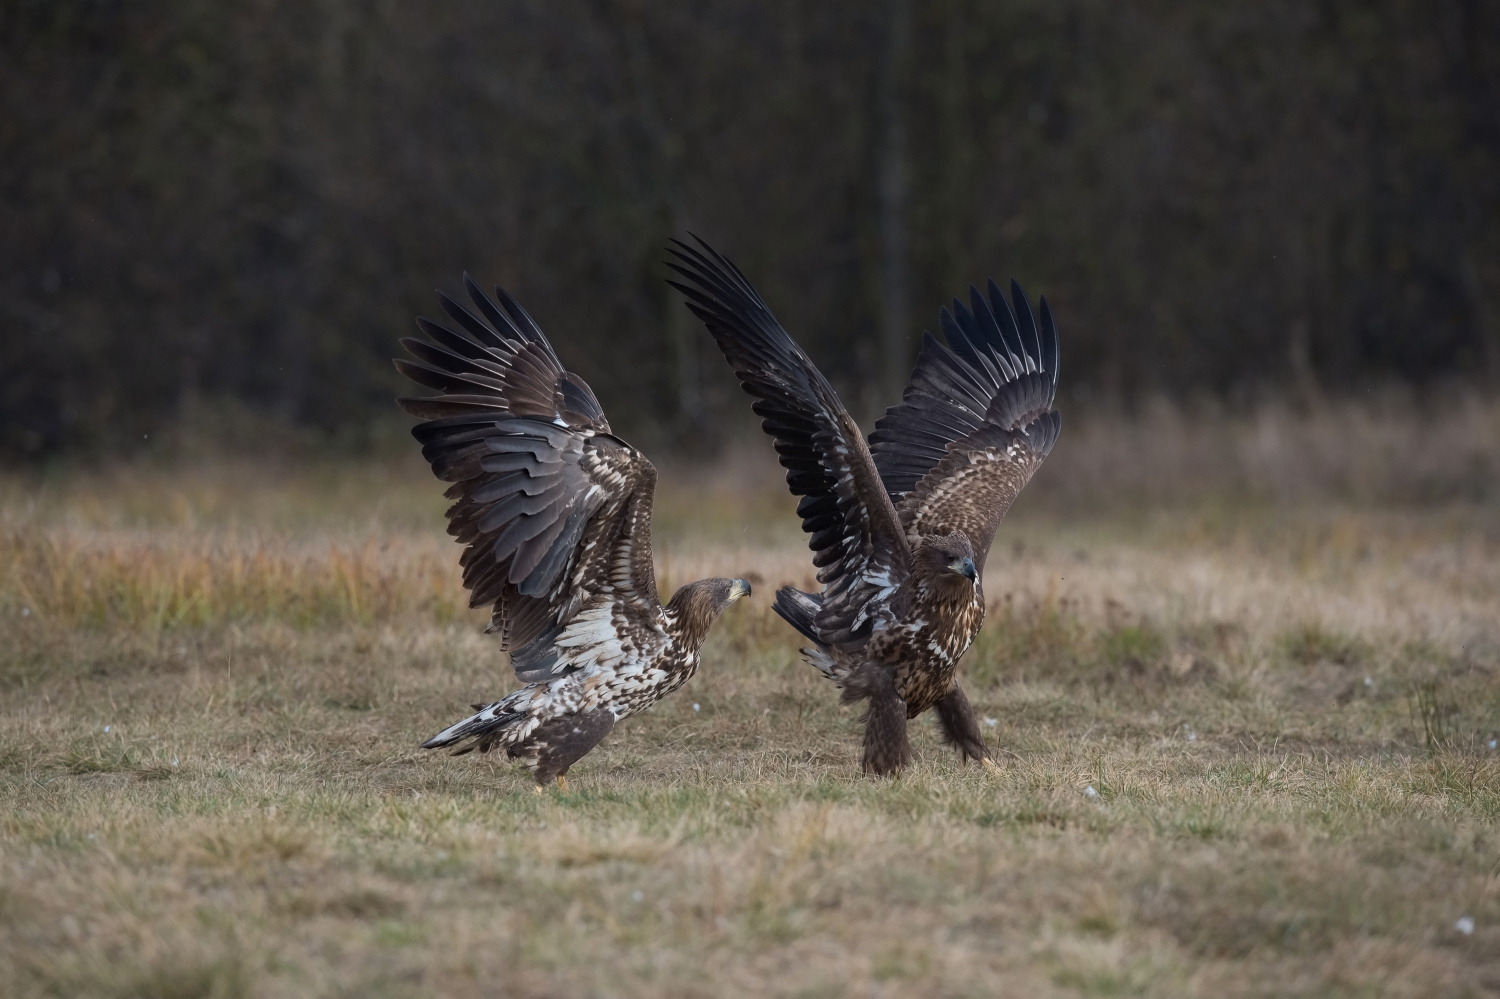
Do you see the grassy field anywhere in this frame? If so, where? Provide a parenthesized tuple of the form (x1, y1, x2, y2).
(2, 408, 1499, 997)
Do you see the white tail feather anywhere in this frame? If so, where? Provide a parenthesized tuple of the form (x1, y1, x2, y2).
(422, 701, 507, 748)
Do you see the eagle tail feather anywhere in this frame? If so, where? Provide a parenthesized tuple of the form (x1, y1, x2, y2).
(774, 586, 844, 681)
(801, 645, 839, 681)
(421, 701, 523, 753)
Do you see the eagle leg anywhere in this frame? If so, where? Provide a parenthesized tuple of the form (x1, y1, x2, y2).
(934, 684, 991, 764)
(530, 709, 617, 787)
(859, 667, 912, 776)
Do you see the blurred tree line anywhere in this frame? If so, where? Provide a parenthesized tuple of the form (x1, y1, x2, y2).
(3, 0, 1498, 458)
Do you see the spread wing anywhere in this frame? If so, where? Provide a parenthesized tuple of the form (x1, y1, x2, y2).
(396, 276, 663, 682)
(868, 280, 1061, 573)
(667, 237, 909, 645)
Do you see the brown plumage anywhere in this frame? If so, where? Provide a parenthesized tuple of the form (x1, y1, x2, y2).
(669, 237, 1060, 775)
(396, 275, 750, 787)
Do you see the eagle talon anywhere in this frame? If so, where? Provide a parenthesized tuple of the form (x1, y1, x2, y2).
(532, 785, 544, 796)
(981, 756, 1001, 772)
(555, 776, 568, 791)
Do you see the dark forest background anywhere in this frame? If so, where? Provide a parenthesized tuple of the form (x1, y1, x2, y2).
(4, 0, 1499, 459)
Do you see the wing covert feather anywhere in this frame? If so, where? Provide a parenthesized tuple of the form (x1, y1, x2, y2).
(871, 279, 1062, 571)
(897, 414, 1059, 573)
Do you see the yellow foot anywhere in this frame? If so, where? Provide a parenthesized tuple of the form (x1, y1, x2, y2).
(981, 757, 1001, 772)
(556, 776, 568, 791)
(532, 785, 544, 796)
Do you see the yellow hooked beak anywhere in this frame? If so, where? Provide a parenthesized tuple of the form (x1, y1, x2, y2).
(729, 579, 752, 602)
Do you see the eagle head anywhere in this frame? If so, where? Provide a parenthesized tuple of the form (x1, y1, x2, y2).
(916, 532, 978, 585)
(666, 576, 753, 647)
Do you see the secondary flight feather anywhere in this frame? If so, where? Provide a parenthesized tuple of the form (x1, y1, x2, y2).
(669, 236, 1059, 774)
(396, 275, 750, 789)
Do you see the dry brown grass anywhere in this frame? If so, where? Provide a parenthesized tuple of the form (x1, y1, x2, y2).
(1032, 390, 1500, 510)
(2, 404, 1499, 997)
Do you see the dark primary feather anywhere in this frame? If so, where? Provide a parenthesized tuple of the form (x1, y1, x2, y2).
(772, 585, 823, 646)
(395, 277, 659, 680)
(871, 280, 1059, 496)
(868, 277, 1061, 572)
(666, 236, 909, 644)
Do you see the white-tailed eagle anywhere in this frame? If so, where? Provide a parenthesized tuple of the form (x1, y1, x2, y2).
(669, 238, 1059, 775)
(396, 276, 750, 789)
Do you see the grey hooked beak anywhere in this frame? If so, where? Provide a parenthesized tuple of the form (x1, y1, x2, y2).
(949, 557, 977, 582)
(729, 579, 752, 601)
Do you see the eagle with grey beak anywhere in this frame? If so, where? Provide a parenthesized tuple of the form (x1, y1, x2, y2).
(396, 275, 751, 788)
(670, 237, 1059, 775)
